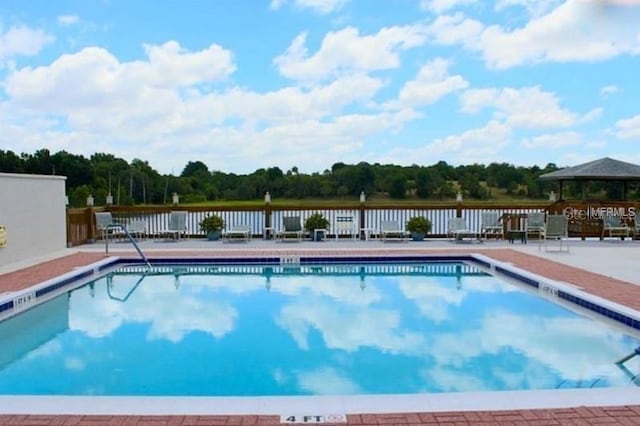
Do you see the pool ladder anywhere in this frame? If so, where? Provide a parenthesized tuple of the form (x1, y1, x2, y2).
(104, 223, 152, 269)
(616, 346, 640, 386)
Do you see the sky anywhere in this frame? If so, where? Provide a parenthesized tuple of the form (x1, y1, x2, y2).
(1, 0, 639, 176)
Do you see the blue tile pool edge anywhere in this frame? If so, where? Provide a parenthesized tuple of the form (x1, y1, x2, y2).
(472, 253, 640, 333)
(2, 253, 640, 333)
(0, 256, 121, 320)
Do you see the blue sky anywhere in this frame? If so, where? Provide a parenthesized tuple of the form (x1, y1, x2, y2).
(1, 0, 639, 175)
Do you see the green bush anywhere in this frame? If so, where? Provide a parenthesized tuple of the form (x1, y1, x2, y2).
(199, 214, 224, 232)
(304, 213, 330, 232)
(406, 216, 432, 234)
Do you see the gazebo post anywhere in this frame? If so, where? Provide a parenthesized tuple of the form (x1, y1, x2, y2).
(559, 181, 563, 201)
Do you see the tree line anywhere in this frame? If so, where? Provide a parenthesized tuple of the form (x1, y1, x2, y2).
(0, 148, 628, 207)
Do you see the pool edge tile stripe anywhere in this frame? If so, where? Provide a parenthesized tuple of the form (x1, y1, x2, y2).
(470, 253, 640, 331)
(0, 256, 121, 322)
(5, 252, 640, 335)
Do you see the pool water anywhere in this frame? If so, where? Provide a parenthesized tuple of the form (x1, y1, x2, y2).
(0, 262, 639, 396)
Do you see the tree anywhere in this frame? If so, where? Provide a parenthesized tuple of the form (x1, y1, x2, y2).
(415, 167, 442, 198)
(52, 151, 94, 189)
(181, 161, 209, 178)
(388, 173, 407, 199)
(0, 150, 23, 172)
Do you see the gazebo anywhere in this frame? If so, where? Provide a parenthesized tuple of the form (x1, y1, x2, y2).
(539, 157, 640, 201)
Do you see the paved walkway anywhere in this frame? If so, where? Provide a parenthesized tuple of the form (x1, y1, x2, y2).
(1, 240, 640, 425)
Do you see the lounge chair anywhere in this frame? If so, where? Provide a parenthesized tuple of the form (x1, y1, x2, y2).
(447, 217, 477, 242)
(601, 214, 630, 239)
(222, 224, 252, 243)
(380, 220, 410, 242)
(541, 214, 569, 252)
(277, 216, 303, 242)
(333, 214, 358, 240)
(158, 211, 188, 241)
(526, 212, 546, 241)
(480, 211, 503, 240)
(125, 219, 147, 240)
(94, 212, 126, 241)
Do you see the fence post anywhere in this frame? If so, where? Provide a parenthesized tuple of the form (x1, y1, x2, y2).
(264, 192, 272, 239)
(86, 207, 95, 243)
(359, 191, 366, 239)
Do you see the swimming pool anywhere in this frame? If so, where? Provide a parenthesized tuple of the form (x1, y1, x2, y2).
(1, 255, 640, 399)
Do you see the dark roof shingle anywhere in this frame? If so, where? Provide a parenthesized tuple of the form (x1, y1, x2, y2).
(539, 157, 640, 180)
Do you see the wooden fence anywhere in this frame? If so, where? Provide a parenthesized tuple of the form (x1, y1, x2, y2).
(66, 200, 640, 247)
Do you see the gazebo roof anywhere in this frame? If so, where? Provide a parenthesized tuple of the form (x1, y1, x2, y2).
(539, 157, 640, 181)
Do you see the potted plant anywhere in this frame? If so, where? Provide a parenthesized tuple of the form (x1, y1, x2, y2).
(199, 214, 225, 241)
(406, 216, 432, 241)
(304, 213, 330, 241)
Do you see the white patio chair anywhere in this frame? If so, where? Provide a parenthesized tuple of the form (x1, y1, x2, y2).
(277, 216, 303, 242)
(541, 214, 569, 252)
(447, 217, 477, 242)
(94, 212, 126, 241)
(380, 220, 410, 242)
(333, 215, 358, 240)
(158, 211, 188, 241)
(480, 211, 503, 240)
(222, 224, 252, 243)
(601, 214, 630, 240)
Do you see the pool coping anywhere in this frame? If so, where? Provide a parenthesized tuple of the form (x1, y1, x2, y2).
(1, 387, 639, 416)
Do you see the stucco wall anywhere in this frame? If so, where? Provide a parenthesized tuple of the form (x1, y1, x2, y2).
(0, 173, 67, 267)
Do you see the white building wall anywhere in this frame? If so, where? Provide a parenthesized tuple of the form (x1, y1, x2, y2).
(0, 173, 67, 267)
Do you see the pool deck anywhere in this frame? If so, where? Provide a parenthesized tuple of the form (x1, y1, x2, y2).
(1, 237, 640, 425)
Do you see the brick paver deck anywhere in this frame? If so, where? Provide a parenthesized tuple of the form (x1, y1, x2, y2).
(1, 248, 640, 425)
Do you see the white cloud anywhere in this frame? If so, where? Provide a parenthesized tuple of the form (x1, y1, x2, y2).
(460, 86, 580, 128)
(520, 131, 582, 149)
(5, 41, 235, 109)
(296, 367, 361, 394)
(425, 13, 484, 48)
(427, 311, 633, 387)
(580, 107, 603, 124)
(600, 84, 619, 97)
(0, 25, 54, 60)
(68, 276, 241, 342)
(380, 120, 511, 166)
(419, 0, 478, 13)
(0, 36, 408, 174)
(386, 58, 469, 109)
(426, 1, 640, 69)
(58, 15, 80, 26)
(614, 114, 640, 139)
(495, 0, 563, 17)
(424, 120, 512, 163)
(270, 0, 349, 14)
(276, 301, 427, 354)
(274, 25, 428, 82)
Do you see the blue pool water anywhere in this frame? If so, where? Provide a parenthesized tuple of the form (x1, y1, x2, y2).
(0, 261, 639, 396)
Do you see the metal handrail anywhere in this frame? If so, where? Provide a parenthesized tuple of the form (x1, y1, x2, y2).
(104, 223, 152, 268)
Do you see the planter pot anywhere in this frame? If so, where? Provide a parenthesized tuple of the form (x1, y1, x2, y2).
(410, 232, 425, 241)
(310, 230, 326, 241)
(207, 230, 221, 241)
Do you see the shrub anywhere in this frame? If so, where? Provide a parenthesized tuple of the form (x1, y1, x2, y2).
(406, 216, 432, 234)
(304, 213, 329, 232)
(199, 214, 224, 232)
